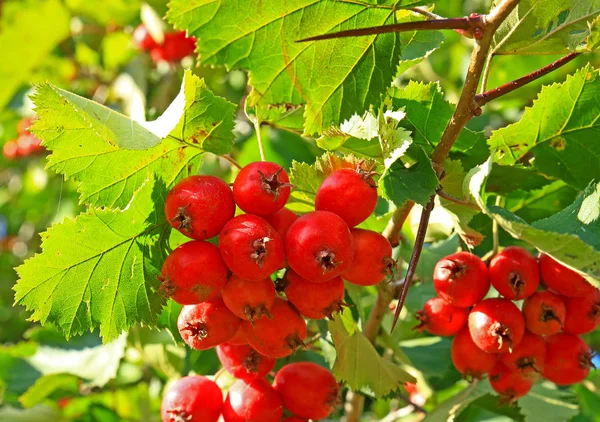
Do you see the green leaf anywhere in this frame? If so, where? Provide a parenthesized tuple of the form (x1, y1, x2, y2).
(467, 157, 600, 287)
(157, 300, 184, 344)
(65, 0, 142, 25)
(586, 16, 600, 51)
(0, 0, 70, 111)
(328, 313, 414, 397)
(0, 405, 61, 422)
(423, 381, 494, 422)
(518, 384, 579, 422)
(492, 0, 600, 55)
(14, 179, 169, 341)
(488, 66, 600, 190)
(19, 374, 79, 408)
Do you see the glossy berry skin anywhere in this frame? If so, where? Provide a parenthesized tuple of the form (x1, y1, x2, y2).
(284, 270, 346, 320)
(451, 328, 498, 379)
(247, 298, 307, 358)
(219, 214, 284, 280)
(500, 331, 546, 376)
(159, 241, 229, 305)
(222, 378, 283, 422)
(315, 167, 377, 227)
(222, 275, 276, 323)
(133, 24, 158, 50)
(233, 162, 292, 215)
(539, 253, 596, 297)
(343, 228, 395, 286)
(161, 376, 222, 422)
(274, 362, 340, 420)
(543, 333, 593, 385)
(414, 298, 469, 336)
(150, 31, 196, 63)
(262, 208, 298, 238)
(489, 362, 533, 403)
(522, 290, 566, 336)
(433, 252, 490, 308)
(562, 290, 600, 335)
(468, 298, 525, 354)
(489, 247, 540, 300)
(164, 175, 235, 240)
(216, 344, 276, 380)
(285, 211, 354, 283)
(178, 298, 241, 350)
(227, 322, 250, 345)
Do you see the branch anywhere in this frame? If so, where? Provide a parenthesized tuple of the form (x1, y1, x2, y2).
(474, 52, 580, 107)
(219, 154, 242, 170)
(382, 200, 415, 247)
(437, 189, 479, 209)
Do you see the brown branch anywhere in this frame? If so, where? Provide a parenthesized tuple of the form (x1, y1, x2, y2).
(382, 200, 415, 247)
(219, 154, 242, 170)
(437, 189, 479, 209)
(474, 52, 580, 107)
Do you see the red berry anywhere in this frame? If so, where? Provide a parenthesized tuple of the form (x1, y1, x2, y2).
(282, 418, 308, 422)
(164, 175, 235, 240)
(233, 161, 292, 215)
(522, 290, 566, 336)
(273, 362, 340, 420)
(543, 333, 594, 385)
(222, 274, 276, 323)
(413, 297, 469, 336)
(562, 290, 600, 335)
(539, 253, 595, 297)
(161, 376, 222, 422)
(216, 344, 276, 380)
(343, 228, 395, 286)
(489, 362, 533, 404)
(468, 298, 525, 353)
(17, 117, 34, 135)
(227, 321, 251, 345)
(133, 24, 158, 50)
(315, 167, 377, 227)
(262, 208, 298, 238)
(222, 378, 283, 422)
(3, 140, 19, 160)
(284, 270, 346, 320)
(155, 31, 197, 62)
(433, 252, 490, 307)
(500, 331, 546, 376)
(452, 328, 498, 379)
(285, 211, 354, 283)
(219, 214, 285, 281)
(159, 241, 229, 305)
(247, 297, 307, 358)
(178, 298, 241, 350)
(489, 247, 539, 300)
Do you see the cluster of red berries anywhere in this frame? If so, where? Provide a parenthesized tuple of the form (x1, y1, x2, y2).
(414, 247, 598, 403)
(133, 24, 196, 63)
(2, 117, 45, 160)
(159, 160, 395, 421)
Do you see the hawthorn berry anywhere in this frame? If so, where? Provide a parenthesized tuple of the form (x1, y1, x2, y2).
(219, 214, 285, 281)
(468, 298, 525, 353)
(133, 24, 158, 50)
(315, 166, 378, 227)
(521, 290, 566, 336)
(543, 333, 594, 385)
(3, 140, 19, 160)
(16, 117, 34, 135)
(161, 376, 222, 422)
(282, 418, 308, 422)
(150, 31, 196, 63)
(562, 290, 600, 334)
(489, 246, 539, 300)
(500, 331, 546, 376)
(451, 328, 498, 379)
(159, 241, 229, 305)
(164, 175, 235, 240)
(222, 378, 283, 422)
(247, 297, 307, 358)
(233, 161, 292, 215)
(216, 343, 276, 380)
(489, 362, 533, 404)
(227, 322, 250, 346)
(17, 134, 44, 155)
(178, 298, 241, 350)
(221, 274, 276, 323)
(274, 362, 340, 420)
(343, 228, 395, 286)
(262, 208, 298, 238)
(284, 269, 347, 320)
(285, 211, 354, 283)
(539, 253, 596, 297)
(413, 297, 469, 336)
(433, 252, 490, 308)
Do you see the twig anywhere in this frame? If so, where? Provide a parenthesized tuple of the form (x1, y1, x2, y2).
(398, 393, 428, 414)
(408, 7, 443, 20)
(254, 120, 267, 161)
(219, 154, 242, 170)
(480, 53, 493, 94)
(492, 196, 503, 256)
(382, 200, 416, 247)
(437, 189, 479, 209)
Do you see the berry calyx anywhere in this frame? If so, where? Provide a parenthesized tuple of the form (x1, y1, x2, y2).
(522, 290, 566, 336)
(500, 331, 546, 376)
(413, 297, 469, 336)
(489, 362, 534, 405)
(178, 298, 241, 350)
(451, 328, 498, 380)
(542, 333, 594, 385)
(468, 298, 525, 353)
(221, 274, 276, 323)
(216, 344, 276, 380)
(562, 290, 600, 335)
(489, 246, 539, 300)
(161, 376, 222, 422)
(222, 378, 283, 422)
(233, 161, 292, 215)
(343, 228, 395, 286)
(284, 270, 347, 320)
(433, 252, 490, 308)
(539, 253, 596, 297)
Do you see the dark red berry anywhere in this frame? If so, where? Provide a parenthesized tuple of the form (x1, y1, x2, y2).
(452, 328, 498, 379)
(433, 252, 490, 308)
(159, 241, 229, 304)
(262, 208, 298, 238)
(489, 362, 533, 404)
(222, 378, 283, 422)
(562, 290, 600, 335)
(539, 253, 596, 297)
(161, 376, 222, 422)
(227, 322, 250, 346)
(489, 246, 539, 300)
(284, 270, 347, 320)
(543, 333, 594, 385)
(151, 31, 196, 63)
(343, 228, 395, 286)
(133, 24, 158, 50)
(315, 167, 377, 227)
(282, 417, 308, 422)
(216, 344, 276, 380)
(178, 298, 241, 350)
(468, 298, 525, 353)
(285, 211, 354, 283)
(233, 161, 292, 215)
(522, 290, 566, 336)
(413, 297, 469, 336)
(273, 362, 340, 420)
(222, 274, 276, 323)
(164, 175, 235, 240)
(500, 331, 546, 376)
(219, 214, 285, 281)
